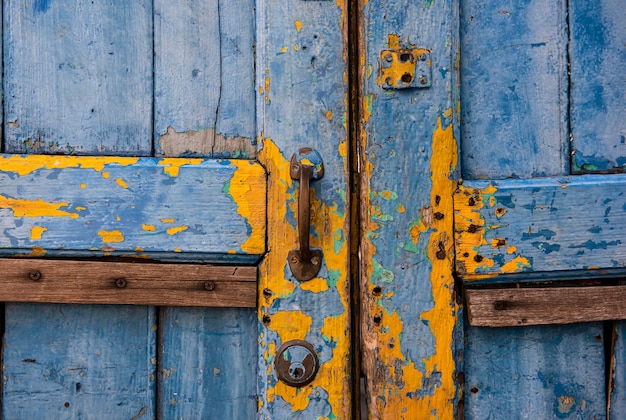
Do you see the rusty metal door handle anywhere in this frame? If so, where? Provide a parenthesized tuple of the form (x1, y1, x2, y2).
(288, 148, 324, 281)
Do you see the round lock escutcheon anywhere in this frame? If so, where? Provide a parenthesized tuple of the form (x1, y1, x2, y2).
(274, 339, 319, 387)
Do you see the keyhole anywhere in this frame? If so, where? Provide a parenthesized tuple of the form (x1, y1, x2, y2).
(289, 362, 306, 379)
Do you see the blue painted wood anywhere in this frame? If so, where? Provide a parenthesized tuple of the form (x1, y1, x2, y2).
(158, 307, 256, 418)
(3, 303, 156, 418)
(4, 0, 153, 155)
(460, 0, 568, 179)
(455, 174, 626, 281)
(465, 323, 606, 419)
(569, 0, 626, 173)
(154, 0, 256, 158)
(256, 0, 352, 417)
(0, 156, 265, 262)
(359, 0, 462, 416)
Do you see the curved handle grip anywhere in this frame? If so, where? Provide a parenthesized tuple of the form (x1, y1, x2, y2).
(288, 148, 323, 281)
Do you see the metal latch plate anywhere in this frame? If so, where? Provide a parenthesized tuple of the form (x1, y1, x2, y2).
(378, 48, 432, 90)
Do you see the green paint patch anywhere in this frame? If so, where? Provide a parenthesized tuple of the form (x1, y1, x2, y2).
(371, 213, 394, 222)
(372, 258, 395, 283)
(327, 269, 340, 288)
(333, 229, 345, 254)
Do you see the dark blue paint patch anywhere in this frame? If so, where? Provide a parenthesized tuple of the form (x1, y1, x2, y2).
(531, 42, 546, 47)
(522, 229, 556, 241)
(604, 207, 611, 217)
(570, 239, 622, 250)
(531, 242, 561, 254)
(495, 193, 515, 208)
(587, 226, 602, 234)
(33, 0, 52, 14)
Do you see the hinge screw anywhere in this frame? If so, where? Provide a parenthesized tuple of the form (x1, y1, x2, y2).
(28, 270, 42, 281)
(204, 280, 216, 291)
(114, 278, 127, 289)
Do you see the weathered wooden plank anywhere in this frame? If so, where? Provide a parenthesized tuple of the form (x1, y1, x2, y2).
(256, 0, 352, 417)
(0, 259, 256, 307)
(465, 323, 606, 419)
(570, 0, 626, 173)
(3, 303, 156, 418)
(455, 175, 626, 281)
(4, 0, 153, 155)
(0, 155, 265, 262)
(459, 0, 568, 179)
(359, 0, 461, 417)
(158, 307, 256, 418)
(467, 285, 626, 327)
(154, 0, 256, 158)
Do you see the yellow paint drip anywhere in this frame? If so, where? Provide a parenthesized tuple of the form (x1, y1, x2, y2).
(30, 226, 48, 241)
(0, 155, 138, 176)
(80, 183, 87, 189)
(98, 230, 125, 243)
(161, 218, 175, 223)
(142, 224, 156, 232)
(101, 172, 110, 179)
(295, 20, 302, 31)
(228, 160, 266, 254)
(0, 195, 78, 219)
(166, 225, 188, 235)
(158, 158, 204, 177)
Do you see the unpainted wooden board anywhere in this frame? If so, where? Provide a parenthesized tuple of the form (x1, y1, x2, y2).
(570, 0, 626, 173)
(611, 321, 626, 417)
(4, 0, 153, 155)
(158, 307, 257, 418)
(467, 286, 626, 327)
(460, 0, 568, 179)
(0, 259, 256, 307)
(455, 174, 626, 281)
(465, 323, 606, 419)
(3, 303, 157, 418)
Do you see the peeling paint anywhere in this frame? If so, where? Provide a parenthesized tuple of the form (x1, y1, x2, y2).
(158, 126, 256, 158)
(0, 195, 78, 219)
(98, 230, 125, 243)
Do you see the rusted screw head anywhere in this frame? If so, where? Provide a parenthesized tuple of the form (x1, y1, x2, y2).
(114, 278, 127, 289)
(290, 256, 299, 264)
(384, 53, 393, 62)
(28, 270, 42, 281)
(311, 256, 320, 266)
(204, 280, 216, 291)
(419, 76, 427, 85)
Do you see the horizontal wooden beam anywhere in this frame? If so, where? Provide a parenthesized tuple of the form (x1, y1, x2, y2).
(0, 155, 266, 262)
(0, 259, 257, 307)
(455, 174, 626, 282)
(466, 285, 626, 327)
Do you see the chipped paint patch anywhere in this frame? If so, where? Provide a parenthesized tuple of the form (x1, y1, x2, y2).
(30, 226, 48, 241)
(157, 158, 204, 177)
(142, 224, 156, 232)
(225, 160, 266, 254)
(0, 155, 139, 176)
(166, 226, 188, 235)
(115, 178, 129, 189)
(0, 195, 78, 219)
(98, 230, 125, 243)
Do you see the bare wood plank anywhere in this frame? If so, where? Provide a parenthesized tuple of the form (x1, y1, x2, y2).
(0, 259, 256, 307)
(467, 286, 626, 327)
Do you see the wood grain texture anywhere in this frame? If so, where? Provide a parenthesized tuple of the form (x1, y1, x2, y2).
(570, 0, 626, 173)
(611, 321, 626, 417)
(467, 286, 626, 327)
(256, 0, 352, 417)
(359, 1, 461, 417)
(465, 323, 606, 419)
(154, 0, 256, 158)
(460, 0, 568, 179)
(0, 259, 256, 307)
(3, 303, 156, 418)
(158, 307, 256, 418)
(4, 0, 153, 155)
(0, 155, 265, 262)
(455, 175, 626, 281)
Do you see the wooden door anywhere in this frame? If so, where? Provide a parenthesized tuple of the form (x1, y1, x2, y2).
(0, 0, 353, 418)
(455, 0, 625, 418)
